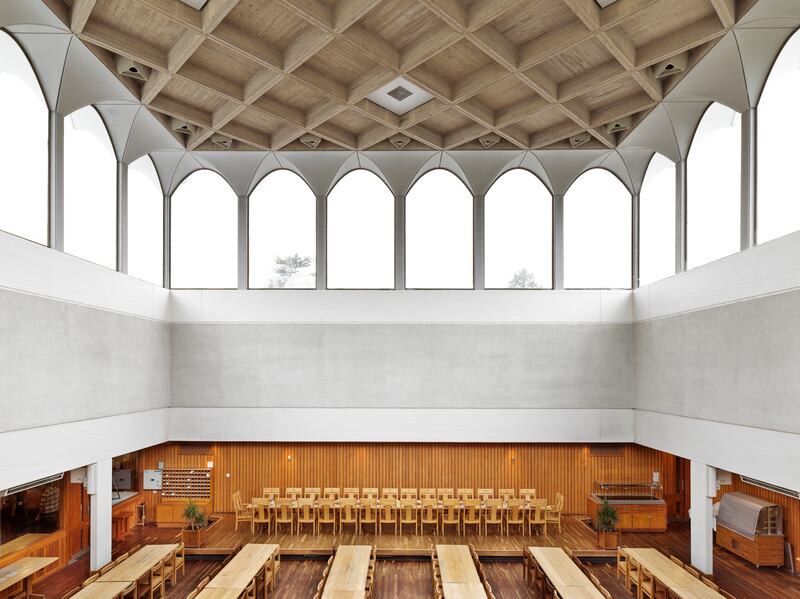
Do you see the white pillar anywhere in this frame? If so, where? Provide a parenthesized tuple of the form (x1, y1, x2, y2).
(88, 458, 113, 571)
(394, 194, 405, 290)
(473, 193, 485, 290)
(690, 460, 716, 574)
(48, 111, 64, 251)
(552, 193, 564, 289)
(237, 194, 248, 289)
(116, 161, 128, 274)
(316, 193, 326, 290)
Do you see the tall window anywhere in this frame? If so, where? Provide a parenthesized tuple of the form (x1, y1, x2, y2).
(406, 169, 473, 289)
(639, 153, 676, 286)
(128, 156, 163, 285)
(327, 169, 394, 289)
(564, 169, 631, 289)
(170, 170, 237, 288)
(687, 102, 741, 269)
(64, 106, 117, 268)
(0, 31, 48, 244)
(249, 170, 316, 288)
(757, 30, 800, 243)
(485, 169, 552, 289)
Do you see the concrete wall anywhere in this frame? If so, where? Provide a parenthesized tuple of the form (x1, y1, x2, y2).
(635, 289, 800, 435)
(0, 287, 170, 432)
(171, 323, 633, 409)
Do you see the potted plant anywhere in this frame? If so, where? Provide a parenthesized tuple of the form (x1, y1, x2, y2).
(597, 499, 620, 549)
(181, 500, 207, 548)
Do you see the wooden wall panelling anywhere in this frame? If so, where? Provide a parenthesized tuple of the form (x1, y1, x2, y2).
(137, 442, 668, 516)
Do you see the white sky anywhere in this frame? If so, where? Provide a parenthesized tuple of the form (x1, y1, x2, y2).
(639, 153, 676, 286)
(128, 156, 163, 286)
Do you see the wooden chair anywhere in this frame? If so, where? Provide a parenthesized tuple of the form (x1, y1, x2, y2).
(361, 487, 378, 501)
(339, 498, 359, 533)
(297, 498, 316, 534)
(262, 487, 279, 500)
(360, 502, 378, 534)
(684, 565, 701, 578)
(529, 501, 547, 535)
(252, 500, 270, 534)
(524, 550, 536, 588)
(174, 543, 185, 580)
(456, 487, 474, 501)
(317, 498, 337, 534)
(274, 498, 293, 534)
(233, 491, 253, 531)
(441, 499, 461, 535)
(271, 550, 282, 589)
(477, 488, 494, 501)
(506, 499, 526, 535)
(129, 544, 141, 555)
(399, 500, 418, 535)
(243, 578, 256, 599)
(323, 487, 340, 500)
(484, 499, 504, 535)
(640, 566, 667, 599)
(420, 499, 439, 535)
(616, 547, 628, 581)
(545, 492, 564, 534)
(626, 554, 640, 594)
(82, 574, 99, 588)
(60, 587, 81, 599)
(599, 587, 613, 599)
(437, 488, 454, 501)
(185, 591, 198, 599)
(285, 487, 302, 500)
(419, 488, 437, 500)
(498, 488, 516, 500)
(462, 499, 482, 535)
(382, 487, 399, 499)
(719, 590, 736, 599)
(701, 576, 720, 591)
(115, 552, 129, 565)
(163, 549, 177, 586)
(379, 498, 398, 535)
(520, 488, 536, 501)
(137, 560, 165, 599)
(343, 487, 360, 499)
(304, 487, 321, 501)
(669, 554, 683, 566)
(99, 562, 115, 575)
(197, 576, 210, 591)
(400, 488, 418, 500)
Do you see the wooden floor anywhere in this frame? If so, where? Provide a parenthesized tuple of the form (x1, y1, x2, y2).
(33, 517, 800, 599)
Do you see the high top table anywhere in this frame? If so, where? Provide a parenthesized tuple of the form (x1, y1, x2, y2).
(436, 545, 487, 599)
(0, 557, 58, 598)
(624, 549, 726, 599)
(206, 544, 279, 598)
(321, 545, 371, 599)
(528, 547, 604, 599)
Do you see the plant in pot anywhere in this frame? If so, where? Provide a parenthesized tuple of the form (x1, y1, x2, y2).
(597, 498, 620, 549)
(181, 500, 207, 548)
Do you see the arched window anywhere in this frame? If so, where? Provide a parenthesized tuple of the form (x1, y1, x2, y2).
(757, 30, 800, 243)
(170, 170, 237, 288)
(64, 105, 117, 268)
(687, 102, 741, 268)
(0, 31, 48, 244)
(639, 153, 676, 286)
(327, 169, 394, 289)
(249, 170, 316, 289)
(564, 169, 631, 289)
(485, 169, 552, 289)
(406, 169, 473, 289)
(128, 156, 163, 285)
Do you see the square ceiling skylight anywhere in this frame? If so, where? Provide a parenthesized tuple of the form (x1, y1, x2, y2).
(595, 0, 620, 6)
(366, 77, 434, 115)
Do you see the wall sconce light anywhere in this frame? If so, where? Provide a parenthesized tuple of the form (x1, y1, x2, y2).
(207, 461, 214, 468)
(287, 455, 292, 462)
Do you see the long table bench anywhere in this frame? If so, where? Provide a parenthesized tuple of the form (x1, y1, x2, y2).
(436, 545, 487, 599)
(528, 547, 604, 599)
(322, 545, 371, 599)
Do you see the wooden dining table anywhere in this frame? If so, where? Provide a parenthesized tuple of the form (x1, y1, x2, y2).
(624, 549, 726, 599)
(0, 557, 58, 597)
(436, 545, 487, 599)
(194, 588, 243, 599)
(321, 545, 372, 599)
(67, 582, 132, 599)
(98, 545, 178, 583)
(528, 547, 604, 599)
(206, 544, 279, 591)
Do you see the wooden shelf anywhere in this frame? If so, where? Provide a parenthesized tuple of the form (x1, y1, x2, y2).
(160, 468, 211, 501)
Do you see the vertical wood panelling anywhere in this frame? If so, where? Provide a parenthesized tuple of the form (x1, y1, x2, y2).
(137, 443, 668, 515)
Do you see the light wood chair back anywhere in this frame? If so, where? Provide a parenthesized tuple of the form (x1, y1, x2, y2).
(399, 499, 418, 534)
(419, 488, 436, 499)
(82, 574, 99, 588)
(520, 488, 536, 501)
(362, 487, 378, 500)
(379, 498, 398, 534)
(382, 487, 399, 499)
(484, 499, 503, 534)
(339, 498, 358, 532)
(701, 576, 720, 591)
(99, 562, 115, 575)
(400, 488, 418, 500)
(304, 487, 321, 500)
(360, 502, 378, 534)
(498, 488, 516, 500)
(477, 488, 494, 500)
(456, 487, 474, 500)
(437, 488, 454, 501)
(262, 487, 279, 500)
(343, 487, 360, 499)
(285, 487, 302, 500)
(323, 487, 340, 500)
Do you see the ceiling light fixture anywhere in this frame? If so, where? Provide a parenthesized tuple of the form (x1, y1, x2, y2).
(367, 77, 433, 116)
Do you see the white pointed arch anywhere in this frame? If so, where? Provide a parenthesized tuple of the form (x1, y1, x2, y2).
(639, 153, 677, 286)
(756, 27, 800, 243)
(484, 168, 553, 289)
(564, 167, 632, 289)
(326, 168, 395, 289)
(128, 154, 164, 285)
(327, 153, 393, 197)
(405, 168, 474, 289)
(406, 153, 473, 196)
(249, 169, 317, 289)
(0, 28, 48, 244)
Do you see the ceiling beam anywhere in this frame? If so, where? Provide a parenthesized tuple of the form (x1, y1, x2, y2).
(709, 0, 737, 28)
(70, 0, 96, 34)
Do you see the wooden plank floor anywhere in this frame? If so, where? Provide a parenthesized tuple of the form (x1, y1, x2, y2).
(33, 517, 800, 599)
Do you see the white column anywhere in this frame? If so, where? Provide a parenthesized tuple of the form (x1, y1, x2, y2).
(675, 159, 687, 273)
(48, 111, 64, 251)
(116, 161, 128, 274)
(316, 193, 326, 290)
(162, 194, 171, 289)
(88, 458, 112, 571)
(631, 191, 640, 289)
(741, 107, 757, 250)
(552, 193, 564, 289)
(473, 193, 485, 290)
(237, 194, 248, 289)
(394, 194, 405, 290)
(690, 460, 716, 574)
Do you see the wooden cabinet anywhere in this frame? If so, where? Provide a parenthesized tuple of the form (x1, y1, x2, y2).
(155, 501, 211, 528)
(717, 524, 784, 567)
(587, 496, 667, 532)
